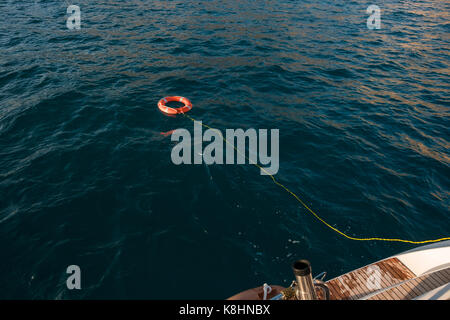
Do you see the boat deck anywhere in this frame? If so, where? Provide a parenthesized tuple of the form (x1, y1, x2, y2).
(324, 257, 450, 300)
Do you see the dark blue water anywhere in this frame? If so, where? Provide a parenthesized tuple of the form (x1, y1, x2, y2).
(0, 0, 449, 299)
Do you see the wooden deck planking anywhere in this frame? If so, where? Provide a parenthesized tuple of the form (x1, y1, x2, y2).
(437, 273, 445, 280)
(325, 257, 416, 300)
(367, 267, 450, 300)
(382, 262, 408, 296)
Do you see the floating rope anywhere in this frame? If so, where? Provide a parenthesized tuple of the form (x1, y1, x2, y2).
(181, 112, 450, 245)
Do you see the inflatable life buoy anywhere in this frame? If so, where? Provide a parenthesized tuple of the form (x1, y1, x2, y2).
(158, 96, 192, 115)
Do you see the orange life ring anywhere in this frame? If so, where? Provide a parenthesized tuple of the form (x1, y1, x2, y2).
(158, 96, 192, 115)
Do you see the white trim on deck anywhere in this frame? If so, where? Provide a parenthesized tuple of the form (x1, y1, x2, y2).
(395, 240, 450, 276)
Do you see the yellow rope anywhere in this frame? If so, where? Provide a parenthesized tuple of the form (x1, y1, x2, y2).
(182, 113, 450, 245)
